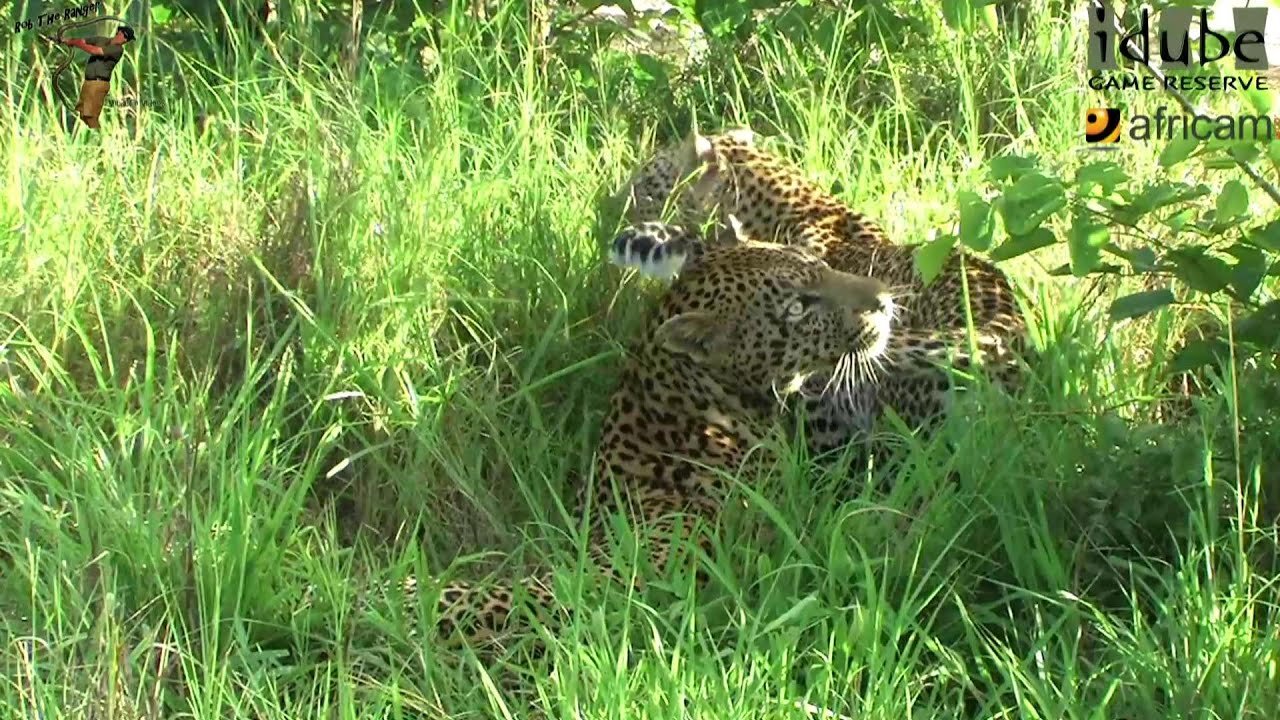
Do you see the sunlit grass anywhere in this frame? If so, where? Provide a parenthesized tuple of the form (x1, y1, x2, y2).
(1, 2, 1277, 718)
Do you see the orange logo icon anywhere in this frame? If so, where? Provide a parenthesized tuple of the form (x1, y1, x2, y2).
(1085, 108, 1121, 144)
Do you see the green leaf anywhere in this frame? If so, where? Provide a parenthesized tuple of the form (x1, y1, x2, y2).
(989, 154, 1039, 182)
(1233, 299, 1280, 349)
(1228, 142, 1262, 164)
(1142, 182, 1211, 212)
(1163, 208, 1195, 233)
(941, 0, 976, 30)
(151, 5, 174, 24)
(980, 1, 999, 31)
(1106, 244, 1158, 273)
(1267, 139, 1280, 166)
(1067, 210, 1108, 276)
(695, 0, 753, 38)
(1229, 249, 1266, 300)
(1216, 180, 1250, 221)
(1245, 87, 1273, 115)
(1048, 261, 1123, 276)
(631, 54, 670, 85)
(1076, 161, 1128, 196)
(1202, 156, 1240, 170)
(1168, 247, 1232, 293)
(1128, 246, 1158, 272)
(989, 227, 1056, 262)
(1108, 289, 1175, 321)
(1169, 337, 1229, 374)
(1159, 134, 1202, 168)
(1245, 219, 1280, 252)
(1116, 181, 1209, 225)
(998, 172, 1067, 235)
(957, 191, 995, 251)
(666, 0, 696, 16)
(914, 234, 958, 286)
(1097, 411, 1131, 448)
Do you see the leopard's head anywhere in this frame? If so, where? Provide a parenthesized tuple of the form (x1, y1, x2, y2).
(615, 127, 758, 231)
(646, 234, 894, 398)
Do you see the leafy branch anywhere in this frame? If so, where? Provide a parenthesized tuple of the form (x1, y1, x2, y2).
(918, 1, 1280, 374)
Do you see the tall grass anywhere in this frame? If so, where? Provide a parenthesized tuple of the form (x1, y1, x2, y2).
(1, 2, 1276, 717)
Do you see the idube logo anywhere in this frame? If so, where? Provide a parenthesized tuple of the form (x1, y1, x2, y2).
(1086, 2, 1272, 92)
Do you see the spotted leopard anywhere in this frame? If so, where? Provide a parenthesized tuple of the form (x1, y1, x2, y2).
(611, 127, 1030, 457)
(415, 230, 895, 646)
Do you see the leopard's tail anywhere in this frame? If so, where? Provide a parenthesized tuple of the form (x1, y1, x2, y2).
(421, 572, 563, 643)
(609, 221, 698, 280)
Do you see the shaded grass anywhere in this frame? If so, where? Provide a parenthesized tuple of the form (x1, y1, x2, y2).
(2, 2, 1279, 717)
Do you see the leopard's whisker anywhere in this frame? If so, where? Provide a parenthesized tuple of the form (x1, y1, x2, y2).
(820, 355, 850, 397)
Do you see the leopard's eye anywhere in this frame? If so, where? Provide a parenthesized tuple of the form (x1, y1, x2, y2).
(783, 293, 823, 321)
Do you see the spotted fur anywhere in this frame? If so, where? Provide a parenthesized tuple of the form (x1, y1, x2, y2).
(612, 128, 1031, 456)
(415, 237, 895, 646)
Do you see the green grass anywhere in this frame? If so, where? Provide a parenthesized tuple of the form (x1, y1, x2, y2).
(2, 3, 1278, 718)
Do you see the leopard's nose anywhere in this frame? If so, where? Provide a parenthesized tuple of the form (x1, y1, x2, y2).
(818, 268, 890, 314)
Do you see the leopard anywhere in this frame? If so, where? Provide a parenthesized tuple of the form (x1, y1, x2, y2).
(409, 228, 897, 647)
(610, 126, 1031, 460)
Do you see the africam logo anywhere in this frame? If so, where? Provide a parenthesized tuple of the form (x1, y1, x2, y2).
(1085, 106, 1280, 146)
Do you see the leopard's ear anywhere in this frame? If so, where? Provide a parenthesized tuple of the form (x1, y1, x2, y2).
(690, 125, 754, 159)
(725, 213, 749, 242)
(690, 131, 716, 165)
(654, 310, 731, 363)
